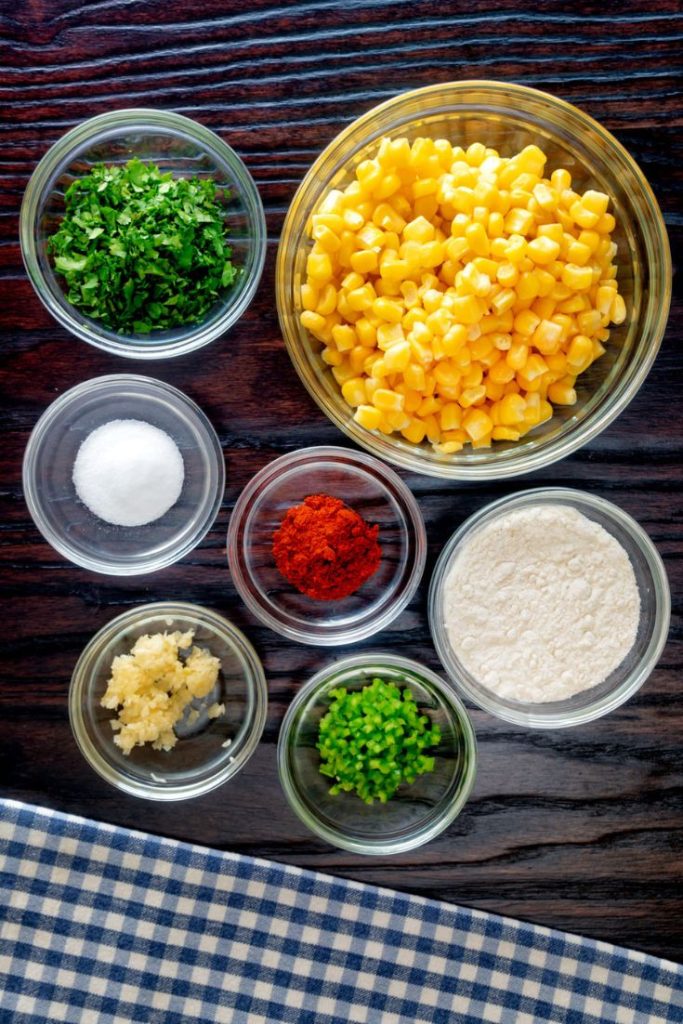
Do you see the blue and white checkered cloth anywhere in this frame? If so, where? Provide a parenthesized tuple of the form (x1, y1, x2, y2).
(1, 800, 681, 1023)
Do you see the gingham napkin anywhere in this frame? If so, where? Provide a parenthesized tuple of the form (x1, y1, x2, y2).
(0, 799, 681, 1024)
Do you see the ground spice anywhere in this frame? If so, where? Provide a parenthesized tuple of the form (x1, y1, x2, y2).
(272, 493, 381, 601)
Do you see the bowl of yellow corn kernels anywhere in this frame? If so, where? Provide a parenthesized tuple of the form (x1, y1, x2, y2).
(276, 81, 671, 479)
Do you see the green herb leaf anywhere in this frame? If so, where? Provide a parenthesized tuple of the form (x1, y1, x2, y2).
(47, 158, 238, 334)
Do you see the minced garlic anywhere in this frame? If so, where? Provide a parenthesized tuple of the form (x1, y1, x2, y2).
(101, 630, 222, 755)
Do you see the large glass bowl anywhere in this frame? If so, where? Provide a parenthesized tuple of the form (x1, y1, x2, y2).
(428, 488, 670, 728)
(277, 653, 477, 855)
(20, 108, 266, 359)
(276, 81, 671, 479)
(69, 602, 267, 800)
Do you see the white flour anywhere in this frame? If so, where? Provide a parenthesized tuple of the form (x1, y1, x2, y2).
(442, 504, 640, 703)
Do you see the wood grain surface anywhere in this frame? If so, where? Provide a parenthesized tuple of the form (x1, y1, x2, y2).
(1, 1, 681, 962)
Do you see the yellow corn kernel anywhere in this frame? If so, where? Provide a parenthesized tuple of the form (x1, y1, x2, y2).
(504, 208, 535, 236)
(331, 324, 356, 352)
(383, 340, 412, 373)
(576, 309, 602, 336)
(385, 410, 412, 431)
(442, 323, 468, 355)
(545, 352, 567, 376)
(449, 294, 482, 324)
(400, 214, 433, 243)
(513, 309, 540, 337)
(596, 284, 616, 320)
(321, 345, 343, 366)
(301, 283, 319, 312)
(611, 293, 626, 325)
(376, 322, 405, 351)
(433, 360, 461, 388)
(561, 263, 593, 291)
(548, 379, 577, 405)
(434, 440, 464, 454)
(421, 413, 441, 443)
(314, 283, 337, 317)
(345, 285, 374, 313)
(372, 202, 406, 233)
(355, 318, 377, 348)
(515, 272, 540, 303)
(550, 167, 571, 192)
(307, 251, 333, 285)
(372, 296, 404, 323)
(403, 389, 422, 413)
(498, 392, 527, 425)
(527, 236, 561, 265)
(417, 395, 442, 417)
(348, 346, 367, 374)
(402, 363, 424, 392)
(349, 249, 379, 275)
(332, 362, 356, 386)
(440, 403, 462, 431)
(566, 239, 591, 266)
(426, 307, 454, 336)
(487, 211, 505, 238)
(401, 418, 427, 445)
(556, 293, 587, 315)
(491, 425, 520, 442)
(596, 212, 616, 234)
(300, 309, 327, 339)
(463, 407, 493, 441)
(582, 190, 610, 217)
(505, 343, 528, 372)
(312, 223, 342, 254)
(341, 377, 368, 407)
(532, 319, 565, 356)
(354, 404, 382, 431)
(522, 353, 548, 381)
(464, 221, 490, 256)
(569, 199, 601, 229)
(372, 388, 405, 413)
(566, 334, 594, 371)
(490, 288, 516, 314)
(455, 384, 484, 409)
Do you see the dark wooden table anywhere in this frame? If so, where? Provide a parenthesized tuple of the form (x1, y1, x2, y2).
(2, 1, 681, 963)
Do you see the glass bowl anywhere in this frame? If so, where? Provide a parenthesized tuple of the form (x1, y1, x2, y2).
(69, 602, 267, 800)
(226, 446, 426, 645)
(20, 108, 266, 359)
(22, 374, 225, 575)
(276, 81, 671, 479)
(277, 653, 477, 855)
(429, 488, 670, 728)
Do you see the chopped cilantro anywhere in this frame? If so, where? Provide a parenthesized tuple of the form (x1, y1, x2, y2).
(48, 158, 238, 334)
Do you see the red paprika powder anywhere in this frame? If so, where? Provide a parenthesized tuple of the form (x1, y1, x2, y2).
(272, 493, 381, 601)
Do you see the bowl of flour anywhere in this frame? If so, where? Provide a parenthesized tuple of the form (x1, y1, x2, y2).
(428, 488, 670, 728)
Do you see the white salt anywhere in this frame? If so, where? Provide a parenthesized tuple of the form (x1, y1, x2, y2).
(72, 419, 184, 527)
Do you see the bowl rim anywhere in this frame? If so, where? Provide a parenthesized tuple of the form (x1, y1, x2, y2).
(20, 107, 267, 360)
(68, 601, 268, 800)
(226, 444, 427, 646)
(276, 80, 672, 480)
(276, 651, 478, 855)
(428, 486, 671, 727)
(22, 373, 226, 576)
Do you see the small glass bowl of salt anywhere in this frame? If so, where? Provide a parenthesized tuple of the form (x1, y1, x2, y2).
(22, 374, 224, 575)
(428, 488, 671, 728)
